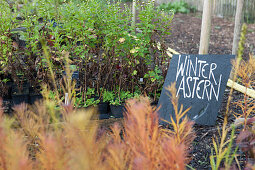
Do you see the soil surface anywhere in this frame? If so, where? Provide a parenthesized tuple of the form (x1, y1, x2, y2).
(165, 13, 255, 58)
(164, 13, 255, 169)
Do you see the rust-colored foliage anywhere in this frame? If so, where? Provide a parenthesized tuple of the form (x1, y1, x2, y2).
(0, 100, 32, 170)
(236, 117, 255, 160)
(0, 87, 195, 170)
(233, 55, 255, 129)
(107, 94, 195, 170)
(232, 55, 255, 168)
(162, 83, 195, 151)
(36, 133, 70, 170)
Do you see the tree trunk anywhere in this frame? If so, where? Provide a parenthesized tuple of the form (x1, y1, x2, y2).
(199, 0, 213, 54)
(232, 0, 244, 55)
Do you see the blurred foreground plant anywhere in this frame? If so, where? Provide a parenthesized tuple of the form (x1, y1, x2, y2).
(108, 95, 194, 170)
(0, 100, 32, 170)
(106, 83, 195, 169)
(0, 84, 195, 169)
(210, 120, 238, 170)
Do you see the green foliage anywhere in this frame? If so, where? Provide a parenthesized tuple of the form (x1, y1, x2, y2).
(102, 89, 137, 106)
(158, 1, 196, 14)
(102, 90, 115, 103)
(86, 88, 96, 98)
(0, 0, 173, 103)
(0, 1, 16, 69)
(144, 66, 163, 83)
(102, 90, 121, 106)
(210, 125, 238, 170)
(144, 66, 164, 100)
(133, 86, 141, 98)
(237, 24, 247, 60)
(84, 98, 100, 107)
(74, 88, 100, 108)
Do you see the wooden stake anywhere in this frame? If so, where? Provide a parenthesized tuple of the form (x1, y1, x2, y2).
(65, 93, 69, 105)
(230, 0, 244, 79)
(132, 0, 136, 30)
(199, 0, 213, 54)
(232, 0, 244, 55)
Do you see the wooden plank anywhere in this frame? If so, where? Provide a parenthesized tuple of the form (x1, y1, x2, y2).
(227, 79, 255, 98)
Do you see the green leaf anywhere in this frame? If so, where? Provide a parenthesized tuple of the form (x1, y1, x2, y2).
(132, 70, 137, 76)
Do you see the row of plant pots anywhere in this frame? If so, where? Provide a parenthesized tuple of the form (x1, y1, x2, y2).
(2, 81, 42, 106)
(3, 81, 159, 119)
(1, 70, 160, 119)
(2, 80, 125, 118)
(89, 102, 126, 119)
(73, 89, 134, 119)
(88, 99, 158, 119)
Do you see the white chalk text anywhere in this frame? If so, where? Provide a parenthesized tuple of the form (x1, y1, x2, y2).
(175, 55, 222, 101)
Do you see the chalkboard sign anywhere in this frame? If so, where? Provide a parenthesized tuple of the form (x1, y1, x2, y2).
(157, 54, 235, 125)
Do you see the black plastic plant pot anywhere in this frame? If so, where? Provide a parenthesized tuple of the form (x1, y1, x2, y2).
(2, 81, 13, 99)
(12, 94, 29, 106)
(29, 94, 43, 104)
(11, 82, 29, 105)
(29, 86, 43, 104)
(62, 70, 80, 88)
(62, 71, 79, 80)
(150, 100, 158, 107)
(98, 102, 109, 114)
(99, 114, 111, 119)
(110, 104, 125, 118)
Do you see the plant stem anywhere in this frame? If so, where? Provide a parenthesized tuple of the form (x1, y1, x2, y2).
(41, 40, 60, 103)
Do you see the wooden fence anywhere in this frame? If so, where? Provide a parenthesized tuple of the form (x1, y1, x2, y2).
(155, 0, 255, 22)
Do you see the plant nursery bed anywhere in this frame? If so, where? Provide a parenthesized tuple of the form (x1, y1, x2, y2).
(156, 12, 255, 169)
(94, 88, 253, 169)
(187, 89, 238, 169)
(1, 1, 254, 169)
(92, 12, 255, 169)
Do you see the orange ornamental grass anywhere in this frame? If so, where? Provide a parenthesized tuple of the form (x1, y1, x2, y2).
(35, 108, 108, 170)
(233, 55, 255, 129)
(162, 83, 195, 147)
(0, 100, 32, 170)
(107, 86, 195, 170)
(0, 83, 195, 170)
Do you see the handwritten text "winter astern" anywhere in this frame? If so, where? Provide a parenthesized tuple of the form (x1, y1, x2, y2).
(175, 55, 222, 101)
